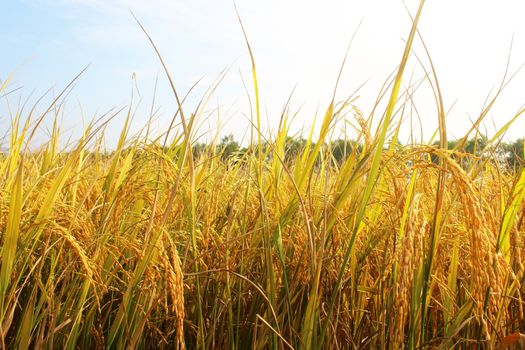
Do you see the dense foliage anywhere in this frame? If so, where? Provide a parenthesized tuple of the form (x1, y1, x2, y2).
(1, 1, 525, 348)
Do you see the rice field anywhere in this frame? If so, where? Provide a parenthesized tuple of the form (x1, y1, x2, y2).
(1, 1, 525, 349)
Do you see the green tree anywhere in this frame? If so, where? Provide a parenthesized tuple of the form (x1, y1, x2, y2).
(504, 138, 524, 169)
(217, 134, 240, 161)
(284, 137, 308, 163)
(331, 139, 362, 164)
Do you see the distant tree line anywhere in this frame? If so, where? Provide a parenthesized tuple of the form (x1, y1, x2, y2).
(430, 136, 524, 169)
(192, 135, 363, 165)
(4, 134, 520, 169)
(192, 134, 524, 169)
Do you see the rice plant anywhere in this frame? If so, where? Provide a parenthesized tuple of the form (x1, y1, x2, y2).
(1, 1, 525, 349)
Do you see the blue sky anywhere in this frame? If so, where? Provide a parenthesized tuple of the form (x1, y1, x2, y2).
(2, 0, 525, 147)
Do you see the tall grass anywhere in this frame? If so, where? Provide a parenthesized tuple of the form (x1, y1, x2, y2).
(1, 1, 525, 348)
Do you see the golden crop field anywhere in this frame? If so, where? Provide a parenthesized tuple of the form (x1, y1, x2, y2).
(1, 1, 525, 349)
